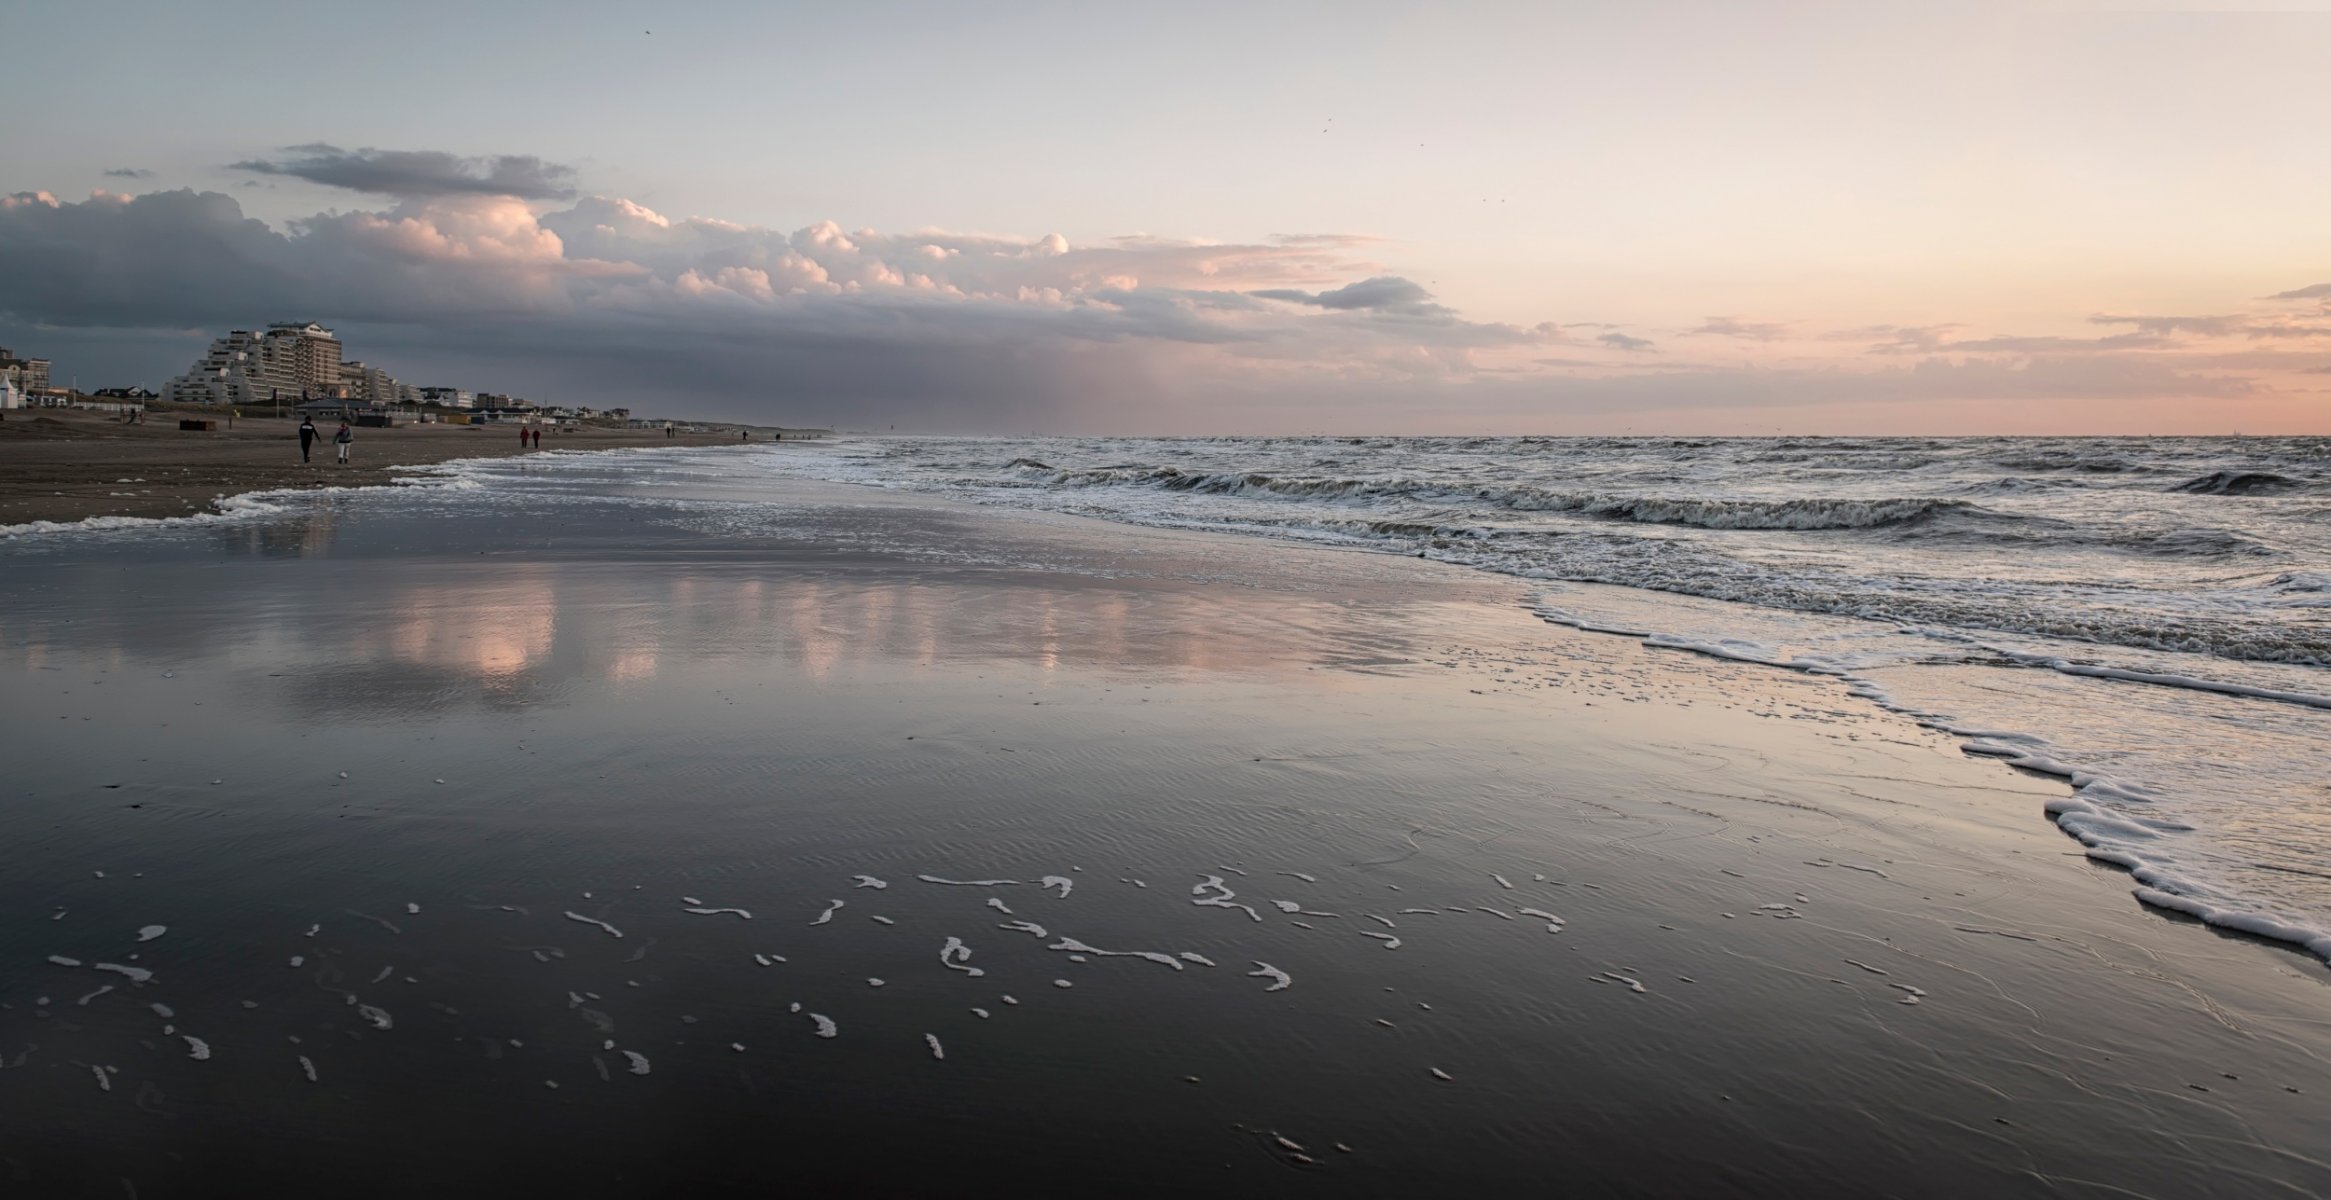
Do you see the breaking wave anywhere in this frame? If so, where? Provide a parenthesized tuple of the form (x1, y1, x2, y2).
(2172, 470, 2303, 495)
(1041, 465, 1973, 531)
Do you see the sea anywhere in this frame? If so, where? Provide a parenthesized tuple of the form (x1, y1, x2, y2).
(740, 433, 2331, 963)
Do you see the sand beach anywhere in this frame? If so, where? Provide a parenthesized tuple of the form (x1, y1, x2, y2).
(0, 408, 742, 527)
(1, 450, 2325, 1197)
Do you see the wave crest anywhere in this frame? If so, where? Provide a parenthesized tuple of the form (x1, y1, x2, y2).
(1042, 466, 1971, 530)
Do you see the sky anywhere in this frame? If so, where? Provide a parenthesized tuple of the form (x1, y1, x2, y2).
(3, 0, 2329, 434)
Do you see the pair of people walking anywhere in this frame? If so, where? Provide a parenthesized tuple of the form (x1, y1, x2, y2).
(297, 417, 354, 465)
(518, 426, 541, 449)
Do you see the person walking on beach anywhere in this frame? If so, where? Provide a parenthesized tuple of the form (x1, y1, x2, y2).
(298, 416, 319, 463)
(519, 425, 530, 449)
(334, 420, 353, 465)
(533, 428, 543, 449)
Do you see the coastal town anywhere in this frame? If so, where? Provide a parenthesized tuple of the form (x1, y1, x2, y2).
(0, 322, 829, 528)
(4, 322, 827, 438)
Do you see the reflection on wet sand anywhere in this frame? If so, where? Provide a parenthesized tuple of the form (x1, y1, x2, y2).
(12, 548, 1451, 725)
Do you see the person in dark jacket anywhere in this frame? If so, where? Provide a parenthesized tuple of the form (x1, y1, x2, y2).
(298, 416, 319, 462)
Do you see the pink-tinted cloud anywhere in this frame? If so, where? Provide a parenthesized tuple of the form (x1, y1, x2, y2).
(1, 175, 2324, 432)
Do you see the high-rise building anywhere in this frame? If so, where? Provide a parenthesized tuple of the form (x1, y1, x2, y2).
(265, 322, 342, 393)
(338, 360, 400, 405)
(162, 322, 371, 406)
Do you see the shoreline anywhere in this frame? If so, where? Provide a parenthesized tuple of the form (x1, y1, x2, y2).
(0, 407, 753, 528)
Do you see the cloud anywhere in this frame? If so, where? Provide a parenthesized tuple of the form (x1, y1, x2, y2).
(102, 168, 154, 179)
(1252, 275, 1448, 315)
(1834, 324, 1957, 353)
(1686, 316, 1790, 340)
(1935, 332, 2168, 353)
(2088, 313, 2245, 337)
(1856, 325, 2161, 355)
(0, 165, 2312, 433)
(230, 144, 578, 200)
(0, 186, 1567, 427)
(2091, 312, 2331, 340)
(2266, 283, 2331, 301)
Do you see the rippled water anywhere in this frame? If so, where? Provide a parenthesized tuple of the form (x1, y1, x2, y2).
(734, 434, 2331, 964)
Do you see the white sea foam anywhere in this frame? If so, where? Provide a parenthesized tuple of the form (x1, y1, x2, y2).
(852, 875, 890, 889)
(925, 1034, 945, 1060)
(1047, 937, 1184, 970)
(1247, 962, 1292, 992)
(684, 906, 752, 919)
(940, 937, 985, 976)
(1191, 875, 1263, 922)
(810, 900, 844, 926)
(918, 875, 1019, 887)
(563, 912, 623, 938)
(1039, 875, 1074, 898)
(1517, 907, 1567, 933)
(135, 925, 166, 943)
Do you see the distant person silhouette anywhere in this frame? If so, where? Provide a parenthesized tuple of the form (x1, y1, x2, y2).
(298, 416, 318, 463)
(532, 428, 542, 448)
(519, 425, 530, 449)
(334, 421, 353, 465)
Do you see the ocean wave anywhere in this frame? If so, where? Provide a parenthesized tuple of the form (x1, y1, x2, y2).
(2139, 528, 2277, 557)
(1040, 465, 1974, 530)
(2171, 469, 2302, 495)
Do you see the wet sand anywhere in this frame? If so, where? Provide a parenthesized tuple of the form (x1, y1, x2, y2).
(0, 408, 739, 526)
(1, 474, 2326, 1197)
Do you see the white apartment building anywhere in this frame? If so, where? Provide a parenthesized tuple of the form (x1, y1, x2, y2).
(417, 386, 474, 409)
(338, 360, 401, 406)
(162, 322, 350, 406)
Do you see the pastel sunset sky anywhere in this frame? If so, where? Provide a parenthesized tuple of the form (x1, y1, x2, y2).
(3, 1, 2328, 432)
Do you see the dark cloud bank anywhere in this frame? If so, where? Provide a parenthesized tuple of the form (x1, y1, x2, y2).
(229, 144, 579, 201)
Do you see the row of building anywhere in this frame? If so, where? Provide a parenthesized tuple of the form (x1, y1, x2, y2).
(161, 322, 416, 409)
(154, 322, 641, 426)
(1, 346, 50, 395)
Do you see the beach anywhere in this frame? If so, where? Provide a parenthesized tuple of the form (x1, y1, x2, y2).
(2, 447, 2326, 1197)
(0, 408, 742, 527)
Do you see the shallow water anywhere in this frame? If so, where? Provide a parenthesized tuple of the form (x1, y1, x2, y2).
(3, 462, 2327, 1197)
(702, 436, 2331, 965)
